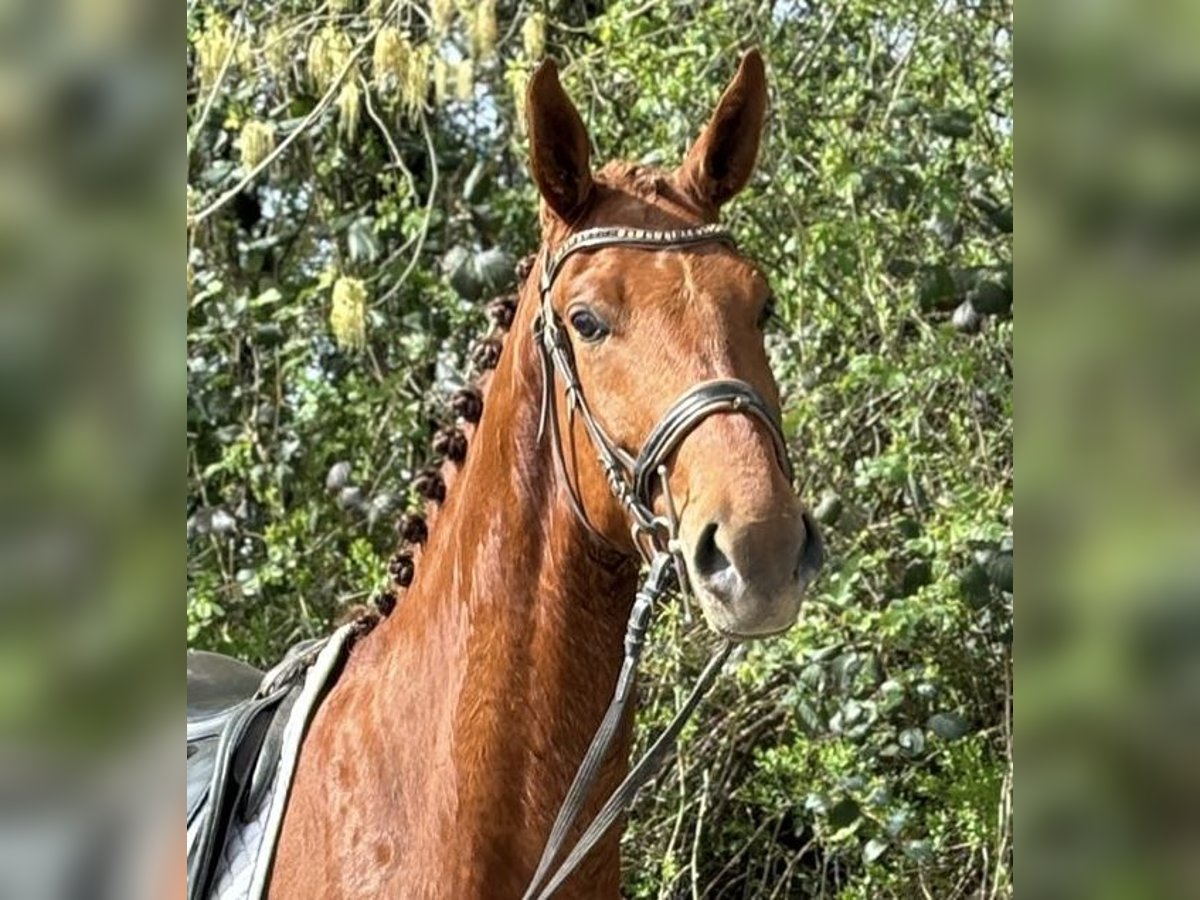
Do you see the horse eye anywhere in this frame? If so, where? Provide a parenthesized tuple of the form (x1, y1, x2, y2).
(569, 308, 609, 342)
(757, 297, 778, 329)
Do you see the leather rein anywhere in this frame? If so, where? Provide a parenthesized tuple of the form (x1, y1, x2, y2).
(522, 223, 794, 899)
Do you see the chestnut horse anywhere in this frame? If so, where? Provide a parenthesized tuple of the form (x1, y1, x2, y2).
(269, 50, 820, 898)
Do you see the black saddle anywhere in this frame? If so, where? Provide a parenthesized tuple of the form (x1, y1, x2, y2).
(186, 639, 322, 900)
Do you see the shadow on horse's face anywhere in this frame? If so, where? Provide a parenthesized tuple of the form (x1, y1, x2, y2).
(527, 54, 823, 639)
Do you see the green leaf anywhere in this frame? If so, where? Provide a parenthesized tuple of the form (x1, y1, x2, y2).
(799, 662, 824, 689)
(902, 839, 934, 862)
(475, 248, 516, 295)
(958, 562, 993, 608)
(443, 247, 515, 301)
(929, 108, 974, 139)
(254, 323, 285, 347)
(899, 559, 933, 597)
(953, 299, 983, 335)
(916, 264, 959, 312)
(987, 550, 1013, 593)
(878, 679, 905, 711)
(967, 280, 1012, 316)
(443, 246, 479, 300)
(813, 492, 843, 525)
(927, 711, 971, 741)
(250, 288, 283, 308)
(795, 698, 821, 733)
(884, 808, 911, 838)
(898, 727, 926, 756)
(462, 160, 489, 202)
(347, 219, 380, 264)
(804, 793, 828, 815)
(828, 798, 861, 829)
(862, 838, 889, 864)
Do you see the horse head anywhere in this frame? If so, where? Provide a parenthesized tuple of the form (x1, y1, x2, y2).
(525, 50, 823, 640)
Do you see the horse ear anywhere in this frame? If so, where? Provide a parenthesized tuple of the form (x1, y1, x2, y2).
(526, 60, 594, 223)
(679, 49, 767, 209)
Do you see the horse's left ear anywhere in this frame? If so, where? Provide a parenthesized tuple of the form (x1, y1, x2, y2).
(678, 49, 767, 210)
(526, 59, 594, 224)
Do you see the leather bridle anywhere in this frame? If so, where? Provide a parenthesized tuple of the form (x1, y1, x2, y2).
(522, 224, 795, 899)
(534, 222, 793, 563)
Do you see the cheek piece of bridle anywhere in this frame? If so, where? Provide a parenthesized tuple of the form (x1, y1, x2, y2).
(523, 224, 795, 900)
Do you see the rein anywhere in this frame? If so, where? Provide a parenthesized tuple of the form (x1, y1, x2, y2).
(523, 224, 793, 899)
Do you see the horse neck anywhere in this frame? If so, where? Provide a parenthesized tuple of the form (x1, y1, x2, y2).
(357, 276, 639, 891)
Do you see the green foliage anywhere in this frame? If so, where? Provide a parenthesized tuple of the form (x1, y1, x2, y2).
(187, 0, 1011, 895)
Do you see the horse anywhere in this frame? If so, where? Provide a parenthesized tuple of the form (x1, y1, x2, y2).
(264, 49, 821, 898)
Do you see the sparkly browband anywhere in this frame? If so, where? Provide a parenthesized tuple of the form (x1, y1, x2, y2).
(539, 223, 735, 296)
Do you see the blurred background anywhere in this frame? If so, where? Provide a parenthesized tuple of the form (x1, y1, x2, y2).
(1, 0, 178, 896)
(1021, 2, 1200, 899)
(0, 0, 1194, 895)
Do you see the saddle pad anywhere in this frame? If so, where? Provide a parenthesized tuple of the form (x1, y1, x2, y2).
(191, 622, 358, 900)
(206, 763, 279, 900)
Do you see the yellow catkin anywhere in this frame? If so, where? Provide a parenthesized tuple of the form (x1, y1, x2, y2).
(336, 80, 361, 140)
(432, 56, 450, 106)
(307, 31, 329, 89)
(372, 26, 409, 93)
(308, 26, 351, 93)
(454, 59, 474, 103)
(330, 277, 368, 350)
(195, 15, 244, 87)
(521, 12, 545, 60)
(238, 120, 276, 170)
(471, 0, 498, 60)
(234, 36, 253, 71)
(505, 63, 530, 127)
(400, 43, 431, 121)
(262, 25, 292, 81)
(431, 0, 455, 37)
(329, 0, 355, 11)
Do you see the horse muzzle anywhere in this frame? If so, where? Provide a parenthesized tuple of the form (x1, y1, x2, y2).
(682, 508, 824, 640)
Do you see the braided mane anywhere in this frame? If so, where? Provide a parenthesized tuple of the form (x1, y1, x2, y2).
(356, 166, 682, 622)
(371, 254, 537, 618)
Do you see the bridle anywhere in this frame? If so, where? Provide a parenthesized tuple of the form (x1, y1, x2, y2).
(523, 223, 795, 899)
(533, 222, 794, 570)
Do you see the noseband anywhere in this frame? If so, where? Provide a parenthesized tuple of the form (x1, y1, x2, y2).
(523, 224, 795, 899)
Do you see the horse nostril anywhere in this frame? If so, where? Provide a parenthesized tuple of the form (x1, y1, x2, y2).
(793, 511, 825, 582)
(693, 521, 731, 580)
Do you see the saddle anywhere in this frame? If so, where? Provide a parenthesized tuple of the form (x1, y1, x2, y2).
(186, 633, 342, 900)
